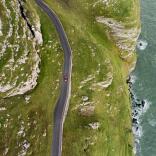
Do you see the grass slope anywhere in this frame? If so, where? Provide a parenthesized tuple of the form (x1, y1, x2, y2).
(0, 0, 140, 155)
(44, 0, 140, 156)
(0, 1, 62, 155)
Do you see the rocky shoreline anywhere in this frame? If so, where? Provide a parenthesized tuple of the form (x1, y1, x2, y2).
(127, 76, 150, 155)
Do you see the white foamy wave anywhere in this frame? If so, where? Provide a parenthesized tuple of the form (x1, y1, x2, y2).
(133, 144, 137, 155)
(142, 99, 151, 113)
(133, 125, 143, 138)
(134, 138, 142, 156)
(131, 96, 151, 155)
(131, 75, 137, 84)
(137, 39, 148, 50)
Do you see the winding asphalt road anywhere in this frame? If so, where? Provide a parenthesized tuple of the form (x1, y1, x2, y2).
(36, 1, 72, 156)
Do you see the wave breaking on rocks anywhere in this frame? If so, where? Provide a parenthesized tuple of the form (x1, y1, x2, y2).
(127, 76, 151, 155)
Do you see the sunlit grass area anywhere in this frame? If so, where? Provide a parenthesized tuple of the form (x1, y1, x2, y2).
(44, 0, 139, 156)
(0, 0, 140, 155)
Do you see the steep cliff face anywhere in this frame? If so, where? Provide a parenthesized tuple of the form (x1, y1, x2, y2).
(96, 17, 140, 53)
(0, 1, 61, 155)
(0, 0, 43, 98)
(0, 0, 140, 155)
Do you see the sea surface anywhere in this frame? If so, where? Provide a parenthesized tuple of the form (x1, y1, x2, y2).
(132, 0, 156, 155)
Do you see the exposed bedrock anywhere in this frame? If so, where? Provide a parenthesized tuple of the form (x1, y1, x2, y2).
(0, 0, 43, 98)
(96, 17, 141, 53)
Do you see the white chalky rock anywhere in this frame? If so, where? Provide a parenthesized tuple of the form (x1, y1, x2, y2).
(96, 17, 141, 52)
(89, 122, 100, 130)
(79, 105, 95, 116)
(25, 95, 31, 104)
(0, 0, 44, 98)
(0, 18, 2, 36)
(0, 107, 6, 111)
(35, 31, 43, 44)
(82, 96, 89, 102)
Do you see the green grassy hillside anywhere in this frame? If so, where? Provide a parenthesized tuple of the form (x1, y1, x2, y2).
(44, 0, 140, 156)
(0, 0, 140, 155)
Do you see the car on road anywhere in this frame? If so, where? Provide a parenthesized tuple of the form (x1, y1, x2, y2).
(63, 74, 68, 82)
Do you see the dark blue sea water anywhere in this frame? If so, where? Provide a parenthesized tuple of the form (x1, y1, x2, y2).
(132, 0, 156, 155)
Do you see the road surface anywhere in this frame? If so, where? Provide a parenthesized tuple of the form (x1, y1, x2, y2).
(35, 1, 72, 156)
